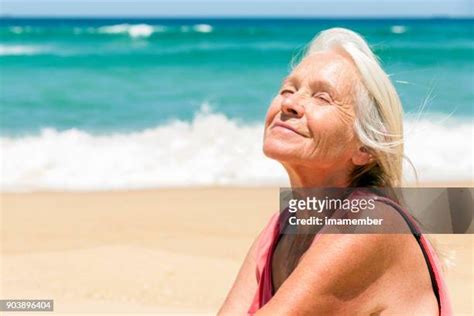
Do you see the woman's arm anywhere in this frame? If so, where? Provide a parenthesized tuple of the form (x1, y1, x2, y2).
(217, 230, 263, 315)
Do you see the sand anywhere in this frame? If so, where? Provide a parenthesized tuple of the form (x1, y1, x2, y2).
(0, 188, 472, 315)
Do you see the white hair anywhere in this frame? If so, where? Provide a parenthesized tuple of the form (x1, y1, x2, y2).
(300, 28, 406, 187)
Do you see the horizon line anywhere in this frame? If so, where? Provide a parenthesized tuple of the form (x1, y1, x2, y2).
(1, 15, 473, 20)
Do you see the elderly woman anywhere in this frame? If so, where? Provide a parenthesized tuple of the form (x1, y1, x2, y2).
(218, 28, 451, 315)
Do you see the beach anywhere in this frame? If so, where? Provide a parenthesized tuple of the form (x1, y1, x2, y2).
(1, 187, 473, 315)
(1, 188, 276, 314)
(1, 17, 473, 315)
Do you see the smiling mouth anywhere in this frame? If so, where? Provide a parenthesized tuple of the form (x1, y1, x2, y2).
(272, 122, 308, 137)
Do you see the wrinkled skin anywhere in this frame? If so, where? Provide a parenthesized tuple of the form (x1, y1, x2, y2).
(263, 50, 370, 187)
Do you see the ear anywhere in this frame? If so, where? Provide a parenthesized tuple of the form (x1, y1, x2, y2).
(351, 146, 373, 166)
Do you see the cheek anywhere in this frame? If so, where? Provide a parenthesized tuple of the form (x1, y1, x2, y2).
(263, 98, 283, 154)
(307, 107, 357, 152)
(264, 97, 280, 128)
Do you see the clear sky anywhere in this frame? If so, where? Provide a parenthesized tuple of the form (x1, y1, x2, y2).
(0, 0, 473, 18)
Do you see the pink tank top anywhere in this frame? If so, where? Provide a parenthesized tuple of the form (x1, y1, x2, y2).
(247, 190, 453, 315)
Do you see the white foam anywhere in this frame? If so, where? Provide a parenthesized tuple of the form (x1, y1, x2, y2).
(391, 25, 407, 34)
(193, 24, 213, 33)
(97, 24, 158, 38)
(403, 116, 474, 183)
(0, 44, 45, 56)
(0, 108, 472, 191)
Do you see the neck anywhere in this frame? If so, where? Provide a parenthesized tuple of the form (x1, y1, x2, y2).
(282, 163, 352, 235)
(283, 163, 351, 188)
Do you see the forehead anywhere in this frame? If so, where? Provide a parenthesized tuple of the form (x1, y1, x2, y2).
(286, 50, 360, 89)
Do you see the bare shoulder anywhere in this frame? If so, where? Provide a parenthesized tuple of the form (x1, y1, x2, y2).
(256, 204, 438, 315)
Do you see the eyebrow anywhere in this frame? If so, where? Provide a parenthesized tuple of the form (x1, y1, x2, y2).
(310, 79, 338, 97)
(281, 76, 298, 86)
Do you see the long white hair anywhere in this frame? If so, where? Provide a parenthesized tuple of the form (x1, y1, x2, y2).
(299, 28, 406, 187)
(298, 28, 457, 267)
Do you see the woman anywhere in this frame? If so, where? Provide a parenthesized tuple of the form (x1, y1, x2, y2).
(218, 28, 452, 315)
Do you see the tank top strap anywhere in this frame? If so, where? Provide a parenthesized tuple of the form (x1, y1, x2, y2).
(367, 192, 453, 315)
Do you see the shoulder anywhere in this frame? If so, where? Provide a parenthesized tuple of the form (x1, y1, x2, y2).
(306, 199, 422, 298)
(302, 231, 411, 297)
(257, 207, 430, 315)
(257, 232, 415, 315)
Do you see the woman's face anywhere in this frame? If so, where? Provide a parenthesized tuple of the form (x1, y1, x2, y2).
(263, 50, 364, 172)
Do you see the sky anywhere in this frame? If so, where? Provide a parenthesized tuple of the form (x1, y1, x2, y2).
(0, 0, 473, 18)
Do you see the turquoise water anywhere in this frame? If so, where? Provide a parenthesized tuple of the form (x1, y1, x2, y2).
(0, 18, 473, 190)
(1, 18, 473, 135)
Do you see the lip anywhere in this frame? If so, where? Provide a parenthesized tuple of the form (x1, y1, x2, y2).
(272, 121, 308, 137)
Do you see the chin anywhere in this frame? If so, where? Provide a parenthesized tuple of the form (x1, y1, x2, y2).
(262, 138, 299, 163)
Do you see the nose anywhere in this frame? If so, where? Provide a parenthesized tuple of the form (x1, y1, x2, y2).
(281, 94, 305, 118)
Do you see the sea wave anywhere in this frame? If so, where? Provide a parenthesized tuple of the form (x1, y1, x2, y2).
(391, 25, 407, 34)
(96, 24, 163, 38)
(0, 44, 47, 56)
(192, 24, 213, 33)
(94, 23, 213, 36)
(0, 109, 472, 191)
(2, 24, 215, 38)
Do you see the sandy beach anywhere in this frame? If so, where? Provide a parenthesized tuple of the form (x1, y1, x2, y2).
(1, 187, 472, 315)
(1, 10, 473, 316)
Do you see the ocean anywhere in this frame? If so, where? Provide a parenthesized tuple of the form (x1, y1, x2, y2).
(0, 18, 473, 190)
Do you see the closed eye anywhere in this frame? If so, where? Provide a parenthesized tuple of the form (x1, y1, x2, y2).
(280, 89, 295, 96)
(313, 92, 332, 104)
